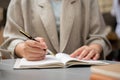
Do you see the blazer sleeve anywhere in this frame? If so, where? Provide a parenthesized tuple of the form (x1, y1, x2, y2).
(85, 0, 112, 58)
(0, 0, 26, 58)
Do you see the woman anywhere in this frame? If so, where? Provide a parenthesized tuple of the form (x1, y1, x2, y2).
(1, 0, 111, 61)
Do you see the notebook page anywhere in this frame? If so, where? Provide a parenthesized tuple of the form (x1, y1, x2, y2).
(15, 55, 63, 68)
(55, 53, 109, 65)
(55, 53, 79, 64)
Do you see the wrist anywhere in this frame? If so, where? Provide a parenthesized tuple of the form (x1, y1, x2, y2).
(15, 42, 25, 58)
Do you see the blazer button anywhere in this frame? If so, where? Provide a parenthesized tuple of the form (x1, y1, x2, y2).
(39, 5, 44, 8)
(71, 1, 76, 4)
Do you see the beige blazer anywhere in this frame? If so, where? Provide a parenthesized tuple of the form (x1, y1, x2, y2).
(1, 0, 112, 59)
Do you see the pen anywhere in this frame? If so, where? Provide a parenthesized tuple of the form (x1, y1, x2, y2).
(19, 29, 54, 55)
(19, 30, 37, 41)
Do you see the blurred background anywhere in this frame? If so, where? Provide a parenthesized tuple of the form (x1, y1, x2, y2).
(0, 0, 120, 61)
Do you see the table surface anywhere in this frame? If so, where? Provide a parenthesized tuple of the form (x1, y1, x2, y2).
(0, 59, 91, 80)
(0, 59, 118, 80)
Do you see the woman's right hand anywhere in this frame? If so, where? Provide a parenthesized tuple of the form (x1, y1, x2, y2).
(15, 37, 47, 61)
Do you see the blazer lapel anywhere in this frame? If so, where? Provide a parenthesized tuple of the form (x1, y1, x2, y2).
(37, 0, 59, 52)
(60, 0, 76, 52)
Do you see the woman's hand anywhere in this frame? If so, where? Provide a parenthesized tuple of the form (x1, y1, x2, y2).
(70, 44, 102, 60)
(15, 37, 47, 61)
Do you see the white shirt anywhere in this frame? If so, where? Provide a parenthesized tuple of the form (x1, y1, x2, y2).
(50, 0, 62, 39)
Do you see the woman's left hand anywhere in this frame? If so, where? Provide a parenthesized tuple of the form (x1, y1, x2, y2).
(70, 44, 102, 60)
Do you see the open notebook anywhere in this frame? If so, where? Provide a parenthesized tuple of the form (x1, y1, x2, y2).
(14, 53, 109, 69)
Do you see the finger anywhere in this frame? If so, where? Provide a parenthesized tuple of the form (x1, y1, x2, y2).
(35, 37, 47, 49)
(35, 37, 45, 42)
(25, 39, 47, 50)
(26, 51, 46, 58)
(83, 50, 95, 60)
(25, 53, 46, 60)
(25, 40, 40, 48)
(93, 53, 100, 60)
(30, 54, 46, 59)
(77, 48, 90, 60)
(26, 56, 45, 61)
(70, 47, 85, 58)
(27, 47, 46, 55)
